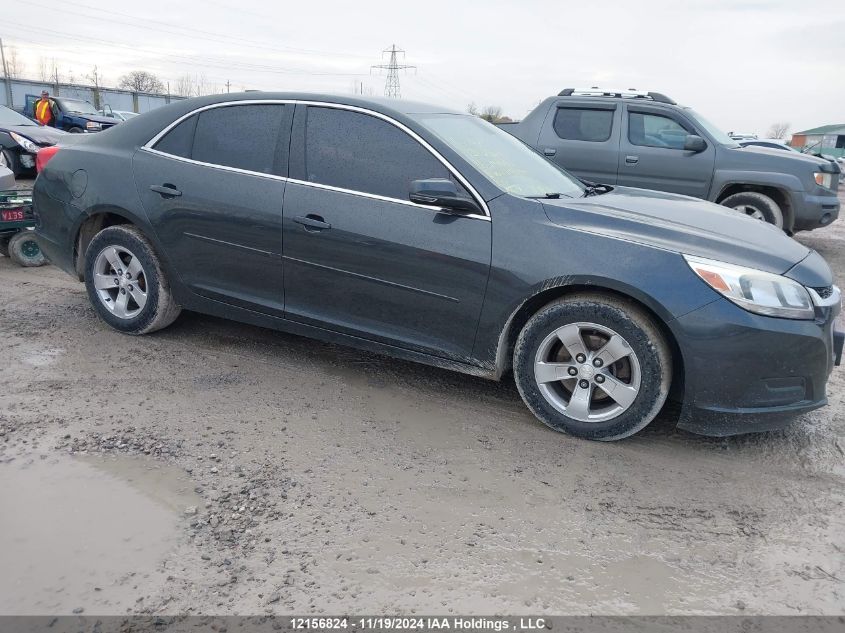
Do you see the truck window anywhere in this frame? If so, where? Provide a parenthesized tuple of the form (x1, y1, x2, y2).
(552, 107, 613, 142)
(628, 112, 690, 149)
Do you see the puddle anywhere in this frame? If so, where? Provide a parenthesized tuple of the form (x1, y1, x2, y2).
(18, 346, 65, 368)
(0, 453, 200, 615)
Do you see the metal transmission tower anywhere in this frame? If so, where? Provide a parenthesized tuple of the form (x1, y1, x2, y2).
(371, 44, 415, 98)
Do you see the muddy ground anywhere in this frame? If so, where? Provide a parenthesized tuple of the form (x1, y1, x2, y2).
(0, 182, 843, 616)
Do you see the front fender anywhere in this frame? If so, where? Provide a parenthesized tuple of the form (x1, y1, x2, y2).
(710, 169, 804, 201)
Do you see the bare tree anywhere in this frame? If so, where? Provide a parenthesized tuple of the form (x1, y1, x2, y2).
(119, 70, 165, 94)
(767, 122, 790, 139)
(480, 105, 503, 122)
(5, 46, 24, 79)
(194, 73, 213, 97)
(37, 57, 49, 82)
(85, 65, 104, 108)
(173, 74, 195, 98)
(467, 102, 479, 116)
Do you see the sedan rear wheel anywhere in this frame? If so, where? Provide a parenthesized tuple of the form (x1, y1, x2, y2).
(84, 225, 181, 334)
(514, 293, 672, 441)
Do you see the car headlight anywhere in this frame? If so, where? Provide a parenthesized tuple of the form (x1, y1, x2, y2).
(86, 121, 102, 130)
(684, 255, 814, 320)
(9, 131, 39, 153)
(814, 172, 834, 189)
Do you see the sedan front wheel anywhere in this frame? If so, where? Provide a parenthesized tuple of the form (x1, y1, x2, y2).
(514, 293, 672, 441)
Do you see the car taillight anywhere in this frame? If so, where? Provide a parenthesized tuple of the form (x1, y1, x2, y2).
(36, 146, 60, 173)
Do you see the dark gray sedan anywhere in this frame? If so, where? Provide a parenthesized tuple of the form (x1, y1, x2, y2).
(32, 93, 843, 440)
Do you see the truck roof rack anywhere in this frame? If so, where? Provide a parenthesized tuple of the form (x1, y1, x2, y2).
(557, 88, 677, 105)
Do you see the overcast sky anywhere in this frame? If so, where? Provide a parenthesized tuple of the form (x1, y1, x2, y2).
(4, 0, 843, 135)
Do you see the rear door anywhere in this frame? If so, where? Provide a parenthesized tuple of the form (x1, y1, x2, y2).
(617, 105, 715, 198)
(281, 104, 491, 360)
(536, 101, 620, 184)
(134, 102, 293, 315)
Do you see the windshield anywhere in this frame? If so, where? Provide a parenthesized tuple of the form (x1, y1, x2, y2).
(0, 105, 37, 126)
(416, 114, 585, 198)
(685, 109, 739, 147)
(60, 99, 98, 115)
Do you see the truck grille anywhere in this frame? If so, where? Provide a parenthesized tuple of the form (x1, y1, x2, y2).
(812, 286, 834, 299)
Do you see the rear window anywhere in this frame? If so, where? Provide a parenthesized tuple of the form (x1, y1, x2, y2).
(154, 115, 197, 159)
(152, 104, 292, 176)
(553, 107, 614, 142)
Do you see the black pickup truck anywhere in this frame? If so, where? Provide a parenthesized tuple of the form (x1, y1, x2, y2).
(499, 88, 841, 233)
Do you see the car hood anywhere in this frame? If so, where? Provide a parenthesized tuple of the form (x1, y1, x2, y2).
(734, 145, 841, 172)
(541, 186, 820, 282)
(1, 123, 67, 145)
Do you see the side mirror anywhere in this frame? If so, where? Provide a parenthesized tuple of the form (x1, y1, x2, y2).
(684, 135, 707, 153)
(409, 178, 481, 215)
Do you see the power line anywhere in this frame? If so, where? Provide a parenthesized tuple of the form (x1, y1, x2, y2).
(371, 44, 415, 98)
(3, 22, 370, 78)
(45, 0, 372, 61)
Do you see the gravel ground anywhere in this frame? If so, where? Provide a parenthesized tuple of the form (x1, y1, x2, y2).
(0, 182, 843, 616)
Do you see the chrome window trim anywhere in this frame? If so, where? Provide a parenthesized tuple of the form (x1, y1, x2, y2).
(141, 98, 491, 220)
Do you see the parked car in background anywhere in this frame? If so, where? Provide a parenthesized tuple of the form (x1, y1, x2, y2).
(99, 106, 140, 122)
(23, 94, 119, 133)
(737, 139, 800, 152)
(0, 105, 65, 176)
(499, 88, 841, 233)
(33, 93, 843, 441)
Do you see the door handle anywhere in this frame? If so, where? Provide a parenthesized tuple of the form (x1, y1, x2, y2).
(150, 184, 182, 198)
(543, 148, 557, 156)
(625, 155, 639, 165)
(293, 214, 331, 231)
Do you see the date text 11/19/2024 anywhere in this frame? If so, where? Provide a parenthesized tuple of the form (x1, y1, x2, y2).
(289, 617, 549, 631)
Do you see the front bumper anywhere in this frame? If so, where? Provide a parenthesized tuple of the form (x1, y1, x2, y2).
(671, 296, 841, 436)
(792, 190, 840, 231)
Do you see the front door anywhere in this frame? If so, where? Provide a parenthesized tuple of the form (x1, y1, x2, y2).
(134, 103, 293, 315)
(617, 105, 715, 198)
(282, 105, 492, 360)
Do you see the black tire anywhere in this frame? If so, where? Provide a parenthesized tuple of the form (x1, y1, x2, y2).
(513, 293, 672, 441)
(720, 191, 784, 229)
(8, 231, 46, 267)
(0, 148, 23, 177)
(0, 234, 11, 257)
(68, 127, 84, 133)
(84, 225, 181, 335)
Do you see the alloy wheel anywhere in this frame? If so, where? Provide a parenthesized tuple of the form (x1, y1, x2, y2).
(92, 245, 148, 319)
(732, 204, 765, 221)
(533, 322, 641, 422)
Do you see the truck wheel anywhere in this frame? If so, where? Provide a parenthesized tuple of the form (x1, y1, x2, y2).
(84, 225, 181, 335)
(8, 231, 46, 267)
(513, 293, 672, 441)
(68, 127, 84, 133)
(721, 192, 784, 229)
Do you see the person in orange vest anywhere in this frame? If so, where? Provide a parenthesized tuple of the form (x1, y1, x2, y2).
(34, 90, 60, 127)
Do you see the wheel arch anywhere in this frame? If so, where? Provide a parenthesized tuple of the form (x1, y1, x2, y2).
(492, 280, 685, 398)
(715, 183, 795, 231)
(72, 206, 150, 281)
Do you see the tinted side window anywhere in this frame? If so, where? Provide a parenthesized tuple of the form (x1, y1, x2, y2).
(628, 112, 690, 149)
(192, 105, 291, 175)
(303, 107, 466, 200)
(154, 114, 197, 159)
(553, 107, 613, 142)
